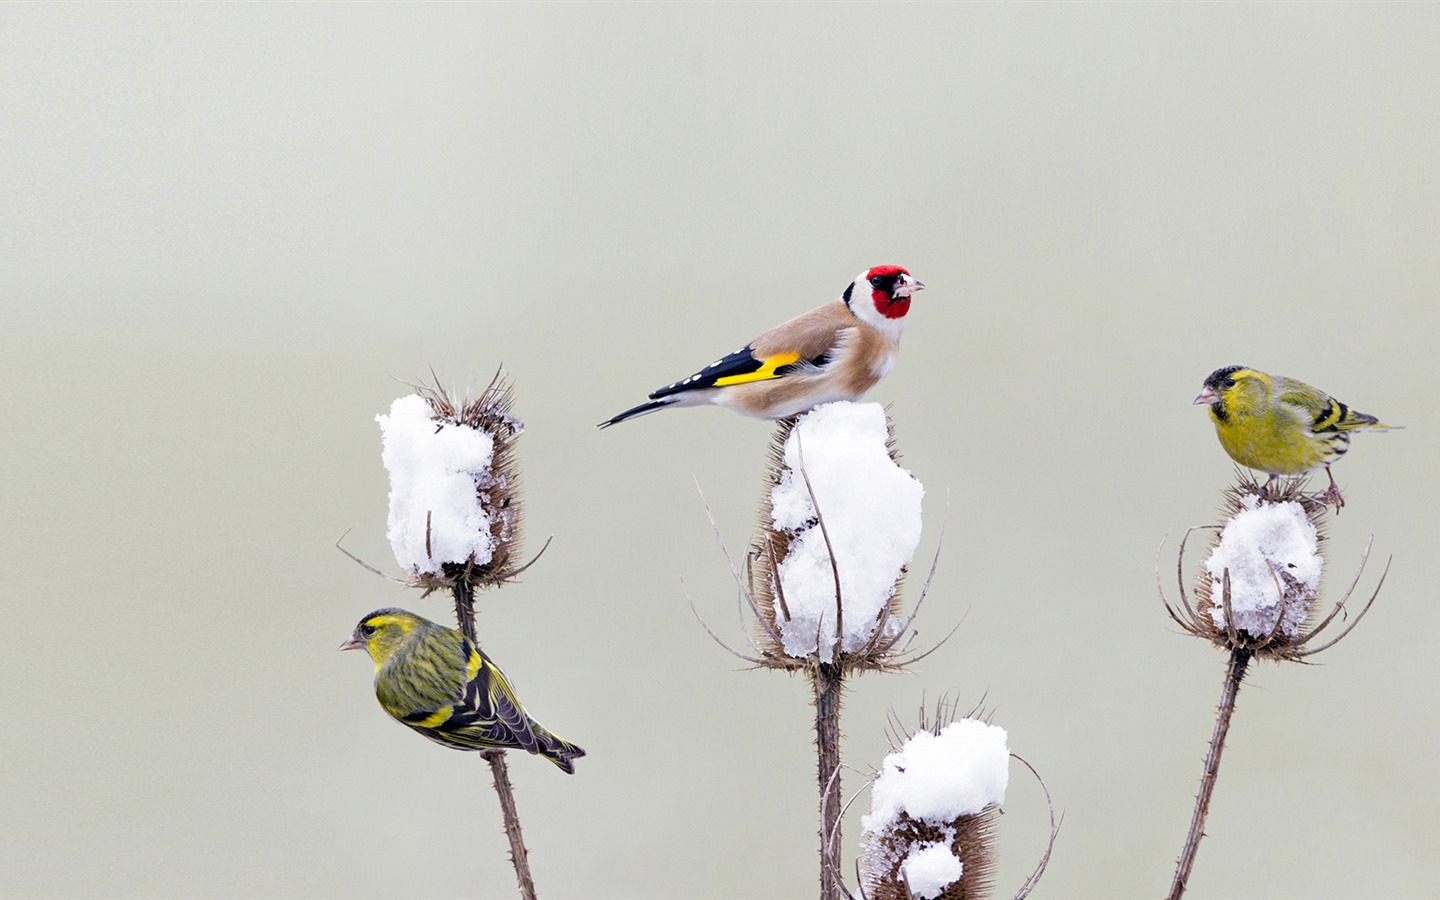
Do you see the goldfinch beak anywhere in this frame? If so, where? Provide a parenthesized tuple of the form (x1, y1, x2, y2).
(894, 276, 925, 298)
(338, 635, 366, 652)
(1193, 386, 1220, 405)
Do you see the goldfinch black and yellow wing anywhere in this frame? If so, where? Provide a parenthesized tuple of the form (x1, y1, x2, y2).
(651, 344, 831, 399)
(598, 345, 832, 427)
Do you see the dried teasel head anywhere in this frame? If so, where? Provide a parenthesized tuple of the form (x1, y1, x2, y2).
(1163, 473, 1388, 662)
(744, 402, 926, 674)
(375, 369, 536, 599)
(859, 702, 1009, 900)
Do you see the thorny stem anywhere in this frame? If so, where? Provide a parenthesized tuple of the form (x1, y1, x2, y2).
(484, 750, 538, 900)
(454, 580, 537, 900)
(453, 576, 478, 645)
(1169, 646, 1251, 900)
(815, 662, 845, 900)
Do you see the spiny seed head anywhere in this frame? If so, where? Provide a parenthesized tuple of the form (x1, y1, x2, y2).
(745, 405, 917, 674)
(861, 813, 998, 900)
(1190, 476, 1325, 659)
(860, 704, 1006, 900)
(408, 370, 527, 595)
(1164, 472, 1387, 663)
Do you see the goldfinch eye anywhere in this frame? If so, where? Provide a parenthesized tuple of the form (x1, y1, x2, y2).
(869, 275, 884, 288)
(360, 624, 376, 637)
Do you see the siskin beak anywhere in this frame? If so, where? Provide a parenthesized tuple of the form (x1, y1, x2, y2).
(1193, 386, 1220, 405)
(338, 634, 366, 652)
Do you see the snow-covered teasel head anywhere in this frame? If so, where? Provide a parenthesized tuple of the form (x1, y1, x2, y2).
(374, 371, 533, 599)
(741, 401, 931, 672)
(1163, 474, 1388, 662)
(859, 711, 1010, 900)
(1202, 496, 1320, 640)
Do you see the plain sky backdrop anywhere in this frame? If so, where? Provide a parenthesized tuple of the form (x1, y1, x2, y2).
(3, 4, 1438, 898)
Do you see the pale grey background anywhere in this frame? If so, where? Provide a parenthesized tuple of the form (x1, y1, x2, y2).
(2, 4, 1437, 898)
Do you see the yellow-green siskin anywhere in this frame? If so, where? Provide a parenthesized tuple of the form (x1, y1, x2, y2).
(1194, 365, 1396, 507)
(340, 608, 585, 773)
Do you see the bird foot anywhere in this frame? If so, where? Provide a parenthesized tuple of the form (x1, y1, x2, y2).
(1323, 471, 1346, 514)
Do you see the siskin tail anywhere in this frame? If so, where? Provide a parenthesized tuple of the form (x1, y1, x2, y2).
(534, 725, 586, 774)
(1317, 399, 1398, 433)
(1345, 411, 1400, 432)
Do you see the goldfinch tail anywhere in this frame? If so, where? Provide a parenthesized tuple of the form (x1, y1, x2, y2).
(598, 398, 677, 428)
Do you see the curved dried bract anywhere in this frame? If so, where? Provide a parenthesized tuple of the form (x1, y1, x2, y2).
(335, 529, 409, 585)
(1011, 753, 1061, 900)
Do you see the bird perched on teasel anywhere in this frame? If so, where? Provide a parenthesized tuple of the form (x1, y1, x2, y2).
(340, 608, 585, 773)
(599, 265, 924, 427)
(1194, 365, 1397, 509)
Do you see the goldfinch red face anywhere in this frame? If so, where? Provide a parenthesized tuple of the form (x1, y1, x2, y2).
(845, 265, 924, 333)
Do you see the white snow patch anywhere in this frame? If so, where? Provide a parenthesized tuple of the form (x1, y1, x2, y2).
(770, 402, 923, 661)
(901, 840, 963, 899)
(862, 719, 1010, 835)
(376, 394, 497, 576)
(1204, 497, 1321, 637)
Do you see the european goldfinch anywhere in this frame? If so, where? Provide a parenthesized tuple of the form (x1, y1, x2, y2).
(600, 265, 924, 427)
(341, 608, 585, 773)
(1194, 365, 1396, 508)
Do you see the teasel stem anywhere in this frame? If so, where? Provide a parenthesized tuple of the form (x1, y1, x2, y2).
(453, 579, 537, 900)
(1168, 646, 1251, 900)
(453, 567, 478, 644)
(814, 661, 845, 900)
(483, 749, 538, 900)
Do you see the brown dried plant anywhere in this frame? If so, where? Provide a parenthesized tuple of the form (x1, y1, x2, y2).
(1162, 473, 1387, 663)
(1159, 472, 1390, 899)
(689, 409, 954, 900)
(409, 369, 550, 597)
(858, 699, 1059, 900)
(691, 415, 952, 679)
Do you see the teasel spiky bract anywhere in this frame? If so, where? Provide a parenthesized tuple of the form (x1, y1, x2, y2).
(1162, 473, 1386, 663)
